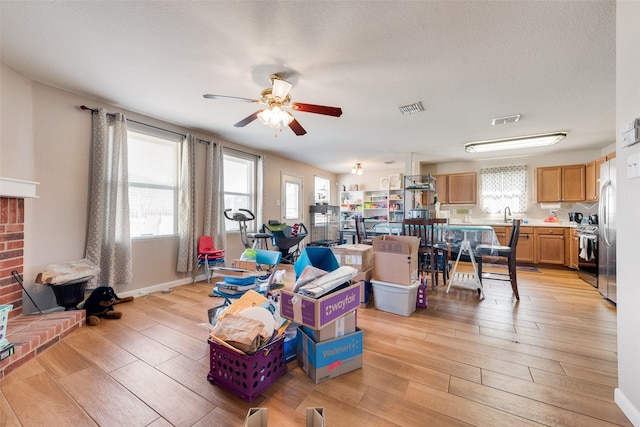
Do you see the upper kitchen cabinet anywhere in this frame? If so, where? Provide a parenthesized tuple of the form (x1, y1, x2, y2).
(585, 157, 606, 201)
(433, 172, 476, 205)
(536, 164, 585, 203)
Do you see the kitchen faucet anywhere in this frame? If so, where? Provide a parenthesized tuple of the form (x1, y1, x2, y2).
(504, 206, 512, 223)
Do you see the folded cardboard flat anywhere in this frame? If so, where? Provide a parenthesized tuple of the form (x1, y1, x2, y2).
(372, 235, 420, 285)
(280, 282, 360, 329)
(297, 327, 363, 384)
(331, 244, 374, 271)
(242, 407, 325, 427)
(301, 310, 357, 342)
(244, 408, 268, 427)
(306, 408, 325, 427)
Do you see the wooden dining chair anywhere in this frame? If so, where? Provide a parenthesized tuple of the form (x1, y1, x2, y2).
(476, 219, 521, 300)
(354, 216, 373, 245)
(402, 218, 447, 289)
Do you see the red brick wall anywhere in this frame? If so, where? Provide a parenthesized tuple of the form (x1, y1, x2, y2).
(0, 197, 25, 318)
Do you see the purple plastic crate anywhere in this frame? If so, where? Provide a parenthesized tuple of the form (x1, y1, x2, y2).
(207, 337, 286, 402)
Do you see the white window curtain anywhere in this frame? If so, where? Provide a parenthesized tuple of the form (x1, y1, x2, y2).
(176, 134, 197, 273)
(480, 165, 527, 214)
(85, 108, 133, 288)
(204, 141, 226, 251)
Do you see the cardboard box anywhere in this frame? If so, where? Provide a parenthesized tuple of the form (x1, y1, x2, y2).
(331, 244, 374, 271)
(233, 260, 258, 271)
(301, 310, 357, 342)
(280, 282, 360, 329)
(297, 327, 363, 384)
(372, 235, 420, 285)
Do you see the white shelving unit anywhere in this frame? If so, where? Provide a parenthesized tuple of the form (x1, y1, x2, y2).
(339, 190, 364, 232)
(388, 189, 405, 223)
(362, 190, 388, 234)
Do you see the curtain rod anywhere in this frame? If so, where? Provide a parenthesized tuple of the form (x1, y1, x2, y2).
(80, 105, 211, 145)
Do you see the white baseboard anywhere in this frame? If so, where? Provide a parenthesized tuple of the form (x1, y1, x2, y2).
(615, 388, 640, 426)
(116, 274, 211, 299)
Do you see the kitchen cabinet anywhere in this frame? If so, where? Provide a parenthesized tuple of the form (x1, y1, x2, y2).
(516, 226, 535, 263)
(534, 227, 565, 265)
(433, 174, 448, 204)
(432, 172, 476, 205)
(585, 157, 606, 201)
(536, 164, 585, 203)
(492, 226, 509, 246)
(569, 228, 579, 269)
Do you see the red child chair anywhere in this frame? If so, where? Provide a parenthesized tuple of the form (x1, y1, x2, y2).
(193, 236, 225, 283)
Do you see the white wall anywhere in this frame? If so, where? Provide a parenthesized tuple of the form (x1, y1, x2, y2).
(0, 63, 336, 311)
(615, 2, 640, 424)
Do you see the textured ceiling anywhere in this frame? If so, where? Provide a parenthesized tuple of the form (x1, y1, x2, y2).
(0, 1, 616, 174)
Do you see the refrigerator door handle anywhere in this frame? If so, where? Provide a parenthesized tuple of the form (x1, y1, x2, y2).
(599, 179, 612, 247)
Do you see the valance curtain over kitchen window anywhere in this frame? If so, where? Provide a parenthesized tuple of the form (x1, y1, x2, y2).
(85, 108, 133, 288)
(480, 165, 527, 214)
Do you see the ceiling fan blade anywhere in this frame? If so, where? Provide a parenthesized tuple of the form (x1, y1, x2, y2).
(272, 78, 293, 100)
(203, 94, 259, 103)
(291, 102, 343, 117)
(288, 116, 307, 136)
(234, 111, 261, 127)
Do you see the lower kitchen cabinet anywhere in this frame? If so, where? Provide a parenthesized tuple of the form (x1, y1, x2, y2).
(569, 228, 579, 269)
(516, 226, 535, 263)
(535, 227, 566, 265)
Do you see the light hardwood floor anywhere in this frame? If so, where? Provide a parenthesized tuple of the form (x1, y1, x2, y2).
(0, 264, 631, 427)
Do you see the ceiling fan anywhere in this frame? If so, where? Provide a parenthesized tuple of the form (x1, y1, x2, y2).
(203, 74, 342, 136)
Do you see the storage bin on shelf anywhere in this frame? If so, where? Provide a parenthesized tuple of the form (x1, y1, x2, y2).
(207, 337, 287, 402)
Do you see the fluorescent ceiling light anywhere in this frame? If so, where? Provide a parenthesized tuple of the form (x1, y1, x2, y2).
(464, 132, 567, 153)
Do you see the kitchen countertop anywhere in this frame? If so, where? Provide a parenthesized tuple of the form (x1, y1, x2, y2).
(448, 219, 577, 228)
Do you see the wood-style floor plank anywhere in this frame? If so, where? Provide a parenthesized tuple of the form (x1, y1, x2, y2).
(57, 366, 160, 427)
(110, 360, 215, 427)
(481, 369, 631, 425)
(0, 264, 631, 427)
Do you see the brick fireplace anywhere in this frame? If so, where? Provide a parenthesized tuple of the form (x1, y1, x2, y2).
(0, 196, 26, 318)
(0, 181, 86, 379)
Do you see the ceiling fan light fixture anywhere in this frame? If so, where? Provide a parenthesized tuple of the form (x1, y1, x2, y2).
(464, 132, 567, 153)
(258, 105, 293, 130)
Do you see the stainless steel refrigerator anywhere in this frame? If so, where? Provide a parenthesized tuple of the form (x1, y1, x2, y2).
(598, 158, 617, 303)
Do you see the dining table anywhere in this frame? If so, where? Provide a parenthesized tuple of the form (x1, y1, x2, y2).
(433, 224, 501, 299)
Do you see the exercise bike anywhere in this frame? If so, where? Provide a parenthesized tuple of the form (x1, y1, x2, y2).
(223, 208, 271, 249)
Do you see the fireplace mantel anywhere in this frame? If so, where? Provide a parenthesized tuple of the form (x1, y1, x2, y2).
(0, 177, 39, 198)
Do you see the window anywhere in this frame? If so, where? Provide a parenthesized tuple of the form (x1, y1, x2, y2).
(480, 165, 527, 214)
(127, 130, 180, 238)
(223, 152, 257, 232)
(281, 173, 303, 221)
(315, 176, 330, 204)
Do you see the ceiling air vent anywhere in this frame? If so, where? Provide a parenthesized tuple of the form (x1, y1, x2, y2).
(398, 102, 424, 115)
(492, 114, 521, 125)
